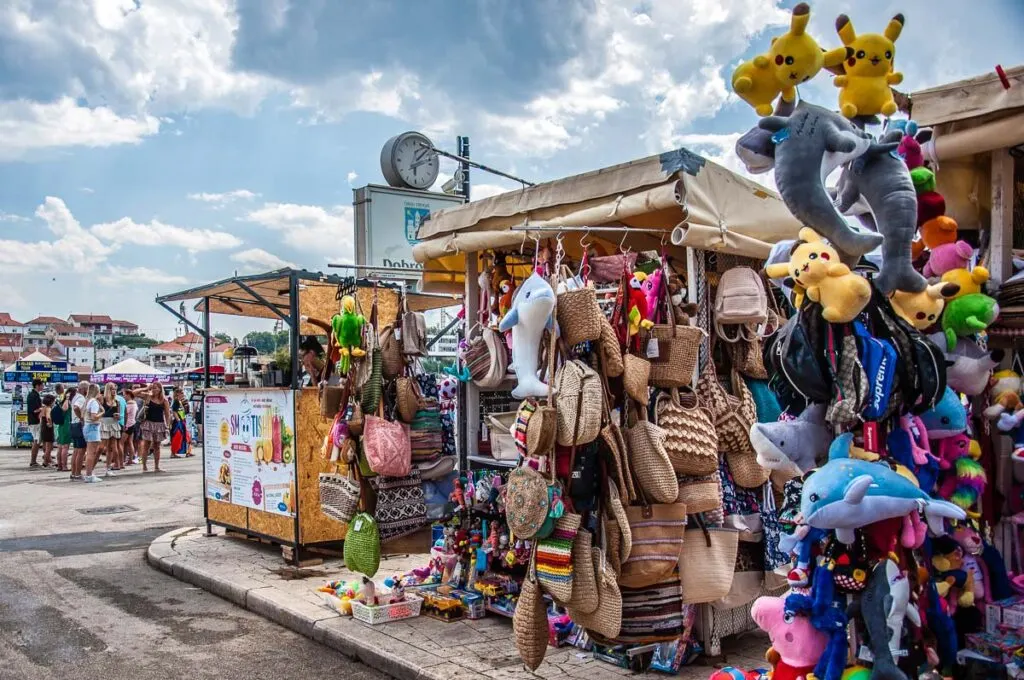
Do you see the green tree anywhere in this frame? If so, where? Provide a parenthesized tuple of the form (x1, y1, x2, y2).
(213, 332, 233, 345)
(245, 330, 290, 354)
(112, 335, 158, 349)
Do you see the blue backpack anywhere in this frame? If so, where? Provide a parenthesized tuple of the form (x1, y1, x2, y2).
(852, 320, 898, 420)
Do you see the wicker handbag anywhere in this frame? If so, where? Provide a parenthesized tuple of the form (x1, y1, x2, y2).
(568, 548, 622, 640)
(676, 472, 724, 514)
(319, 464, 360, 524)
(622, 353, 651, 406)
(379, 324, 405, 379)
(619, 492, 688, 589)
(604, 483, 632, 574)
(536, 512, 581, 603)
(653, 387, 719, 476)
(554, 360, 602, 447)
(513, 558, 549, 671)
(566, 530, 599, 614)
(697, 366, 769, 489)
(556, 270, 603, 347)
(395, 376, 422, 423)
(597, 316, 624, 378)
(645, 275, 705, 388)
(513, 398, 557, 458)
(679, 515, 739, 604)
(624, 402, 678, 504)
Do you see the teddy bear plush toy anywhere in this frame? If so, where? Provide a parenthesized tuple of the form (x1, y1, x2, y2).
(764, 227, 871, 323)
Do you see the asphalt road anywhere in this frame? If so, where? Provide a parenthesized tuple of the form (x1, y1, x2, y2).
(0, 447, 386, 680)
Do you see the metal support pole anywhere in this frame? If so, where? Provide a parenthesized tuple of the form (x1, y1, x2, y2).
(157, 301, 208, 338)
(288, 272, 300, 390)
(203, 297, 211, 388)
(236, 281, 292, 325)
(458, 136, 471, 200)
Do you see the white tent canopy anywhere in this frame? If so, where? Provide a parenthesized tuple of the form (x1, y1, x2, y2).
(90, 358, 168, 383)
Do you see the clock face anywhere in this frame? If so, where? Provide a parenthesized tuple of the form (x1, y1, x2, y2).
(382, 132, 439, 190)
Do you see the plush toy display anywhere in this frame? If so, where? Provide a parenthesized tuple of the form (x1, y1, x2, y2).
(892, 120, 932, 170)
(919, 387, 967, 440)
(984, 370, 1024, 418)
(940, 293, 999, 351)
(751, 595, 828, 680)
(848, 561, 911, 680)
(910, 168, 946, 228)
(749, 403, 830, 474)
(912, 215, 957, 260)
(931, 538, 976, 611)
(952, 524, 992, 604)
(732, 55, 786, 117)
(936, 436, 987, 515)
(929, 336, 1003, 396)
(627, 271, 655, 339)
(498, 271, 556, 399)
(832, 13, 905, 118)
(889, 282, 959, 331)
(801, 433, 966, 544)
(758, 104, 882, 260)
(833, 129, 925, 294)
(498, 280, 515, 319)
(922, 240, 974, 278)
(641, 269, 663, 324)
(941, 266, 989, 299)
(331, 295, 367, 375)
(769, 3, 850, 102)
(763, 227, 871, 323)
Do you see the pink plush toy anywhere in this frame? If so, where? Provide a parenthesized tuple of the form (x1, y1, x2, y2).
(923, 241, 973, 278)
(642, 268, 664, 324)
(952, 524, 990, 604)
(751, 596, 827, 680)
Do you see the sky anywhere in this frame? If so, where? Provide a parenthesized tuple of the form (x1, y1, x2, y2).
(0, 0, 1020, 341)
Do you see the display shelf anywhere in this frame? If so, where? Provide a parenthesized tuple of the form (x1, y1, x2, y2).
(467, 454, 517, 468)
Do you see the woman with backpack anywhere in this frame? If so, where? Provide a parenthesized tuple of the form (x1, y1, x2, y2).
(53, 385, 73, 472)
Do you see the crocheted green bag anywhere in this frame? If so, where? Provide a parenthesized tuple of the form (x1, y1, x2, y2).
(343, 512, 381, 577)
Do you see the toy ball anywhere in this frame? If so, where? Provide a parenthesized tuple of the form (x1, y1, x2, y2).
(709, 668, 748, 680)
(841, 666, 872, 680)
(383, 577, 395, 588)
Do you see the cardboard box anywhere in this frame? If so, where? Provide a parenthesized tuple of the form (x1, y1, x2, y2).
(967, 631, 1024, 664)
(987, 595, 1024, 635)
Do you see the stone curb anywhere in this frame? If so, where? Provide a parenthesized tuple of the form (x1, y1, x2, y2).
(145, 528, 430, 680)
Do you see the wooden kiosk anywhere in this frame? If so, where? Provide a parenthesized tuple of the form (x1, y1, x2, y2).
(155, 268, 457, 561)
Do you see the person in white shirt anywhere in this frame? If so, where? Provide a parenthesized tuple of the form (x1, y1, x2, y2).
(82, 384, 104, 483)
(70, 381, 89, 481)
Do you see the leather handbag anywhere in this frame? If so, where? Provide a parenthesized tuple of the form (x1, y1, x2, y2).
(363, 409, 412, 478)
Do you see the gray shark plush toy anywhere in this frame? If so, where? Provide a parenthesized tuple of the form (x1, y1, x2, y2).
(759, 102, 883, 262)
(834, 129, 926, 295)
(749, 403, 830, 475)
(928, 333, 1004, 396)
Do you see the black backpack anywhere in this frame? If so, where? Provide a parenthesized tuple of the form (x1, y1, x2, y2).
(50, 399, 65, 426)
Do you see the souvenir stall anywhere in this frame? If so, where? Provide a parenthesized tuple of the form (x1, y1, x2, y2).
(319, 6, 1022, 678)
(155, 268, 458, 563)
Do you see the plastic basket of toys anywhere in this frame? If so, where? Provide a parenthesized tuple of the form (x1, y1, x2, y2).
(351, 593, 423, 625)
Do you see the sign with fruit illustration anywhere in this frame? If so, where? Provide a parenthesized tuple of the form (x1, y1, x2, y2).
(203, 390, 296, 517)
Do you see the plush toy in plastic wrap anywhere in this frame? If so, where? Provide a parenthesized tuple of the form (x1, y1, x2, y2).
(832, 13, 905, 118)
(800, 433, 966, 545)
(498, 271, 556, 399)
(763, 227, 871, 323)
(889, 282, 959, 331)
(759, 104, 881, 262)
(833, 128, 925, 294)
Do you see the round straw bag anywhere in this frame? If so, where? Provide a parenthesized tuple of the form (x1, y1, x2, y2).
(513, 559, 549, 671)
(568, 548, 622, 640)
(554, 360, 602, 447)
(676, 472, 723, 514)
(566, 530, 599, 614)
(653, 388, 719, 476)
(557, 285, 603, 347)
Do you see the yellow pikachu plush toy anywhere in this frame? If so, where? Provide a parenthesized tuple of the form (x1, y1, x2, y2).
(833, 13, 905, 118)
(732, 55, 782, 116)
(770, 3, 850, 102)
(890, 282, 960, 330)
(941, 266, 990, 299)
(764, 227, 871, 323)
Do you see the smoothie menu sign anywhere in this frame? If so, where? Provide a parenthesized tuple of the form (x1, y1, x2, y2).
(203, 390, 296, 517)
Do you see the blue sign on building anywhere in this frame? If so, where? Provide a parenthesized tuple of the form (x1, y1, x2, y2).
(16, 360, 68, 371)
(404, 206, 430, 244)
(3, 371, 80, 384)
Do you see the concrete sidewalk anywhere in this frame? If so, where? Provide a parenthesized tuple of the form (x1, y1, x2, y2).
(148, 527, 769, 680)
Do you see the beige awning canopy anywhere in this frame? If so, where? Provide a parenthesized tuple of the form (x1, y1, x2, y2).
(413, 149, 801, 292)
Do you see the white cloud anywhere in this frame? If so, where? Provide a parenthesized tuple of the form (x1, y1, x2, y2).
(0, 210, 29, 222)
(0, 197, 115, 274)
(187, 189, 261, 209)
(243, 202, 354, 261)
(0, 282, 27, 309)
(80, 187, 94, 194)
(346, 171, 359, 186)
(101, 266, 189, 287)
(230, 248, 295, 273)
(91, 217, 242, 252)
(0, 97, 160, 160)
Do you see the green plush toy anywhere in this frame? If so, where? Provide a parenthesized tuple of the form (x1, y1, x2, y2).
(942, 293, 1000, 351)
(331, 295, 366, 375)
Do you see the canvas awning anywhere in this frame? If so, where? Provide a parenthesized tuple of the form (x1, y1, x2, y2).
(412, 149, 801, 292)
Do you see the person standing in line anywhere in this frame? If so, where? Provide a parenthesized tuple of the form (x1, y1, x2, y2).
(70, 381, 89, 480)
(39, 394, 56, 467)
(170, 387, 192, 458)
(133, 385, 145, 455)
(115, 387, 127, 468)
(99, 383, 121, 476)
(140, 382, 171, 473)
(82, 383, 104, 483)
(52, 384, 71, 471)
(26, 379, 44, 468)
(122, 389, 138, 466)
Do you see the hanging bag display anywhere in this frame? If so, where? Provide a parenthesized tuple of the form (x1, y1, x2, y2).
(697, 363, 769, 489)
(676, 472, 724, 515)
(623, 400, 678, 504)
(653, 387, 719, 476)
(556, 260, 603, 347)
(513, 555, 549, 671)
(505, 464, 551, 540)
(568, 548, 622, 640)
(536, 511, 581, 603)
(714, 266, 768, 340)
(343, 511, 381, 577)
(363, 402, 412, 477)
(318, 462, 360, 524)
(395, 375, 423, 423)
(379, 322, 405, 380)
(368, 470, 428, 542)
(360, 287, 384, 415)
(554, 359, 602, 447)
(679, 514, 739, 604)
(401, 293, 428, 356)
(621, 293, 652, 405)
(566, 529, 599, 614)
(645, 259, 705, 388)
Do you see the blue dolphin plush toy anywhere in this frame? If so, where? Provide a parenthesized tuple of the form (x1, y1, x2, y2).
(801, 433, 966, 544)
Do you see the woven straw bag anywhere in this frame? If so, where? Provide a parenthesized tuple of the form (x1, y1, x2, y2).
(676, 472, 723, 514)
(395, 376, 422, 423)
(505, 464, 551, 539)
(697, 367, 768, 489)
(568, 548, 622, 640)
(679, 515, 739, 604)
(645, 282, 705, 388)
(566, 530, 599, 614)
(513, 559, 549, 670)
(624, 402, 678, 504)
(604, 484, 632, 574)
(512, 398, 557, 458)
(622, 353, 651, 406)
(379, 325, 405, 379)
(598, 316, 624, 377)
(537, 512, 581, 602)
(653, 388, 719, 476)
(319, 465, 360, 524)
(554, 360, 602, 446)
(557, 281, 603, 347)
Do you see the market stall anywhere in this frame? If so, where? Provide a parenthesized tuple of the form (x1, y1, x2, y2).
(155, 268, 459, 562)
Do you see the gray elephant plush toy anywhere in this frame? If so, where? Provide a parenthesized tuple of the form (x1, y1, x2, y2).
(758, 102, 883, 262)
(834, 129, 926, 295)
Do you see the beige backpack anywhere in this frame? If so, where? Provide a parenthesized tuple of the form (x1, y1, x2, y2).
(714, 267, 768, 341)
